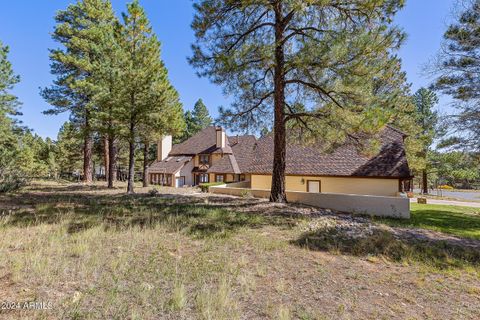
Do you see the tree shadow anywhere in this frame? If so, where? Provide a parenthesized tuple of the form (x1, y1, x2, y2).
(292, 227, 480, 269)
(377, 207, 480, 238)
(1, 187, 303, 239)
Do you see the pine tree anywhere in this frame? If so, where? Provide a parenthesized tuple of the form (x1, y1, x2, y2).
(432, 0, 480, 151)
(119, 0, 183, 193)
(180, 99, 212, 141)
(86, 9, 125, 188)
(190, 0, 406, 202)
(0, 40, 20, 119)
(56, 121, 83, 175)
(0, 39, 21, 162)
(412, 88, 439, 194)
(0, 40, 27, 192)
(177, 110, 195, 143)
(42, 0, 118, 184)
(139, 81, 185, 187)
(191, 99, 212, 131)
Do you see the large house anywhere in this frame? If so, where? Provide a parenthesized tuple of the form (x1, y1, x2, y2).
(147, 126, 412, 197)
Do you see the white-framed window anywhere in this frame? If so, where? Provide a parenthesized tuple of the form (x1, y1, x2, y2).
(216, 174, 224, 182)
(199, 173, 209, 183)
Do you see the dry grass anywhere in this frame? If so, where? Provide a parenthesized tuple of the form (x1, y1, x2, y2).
(0, 181, 479, 319)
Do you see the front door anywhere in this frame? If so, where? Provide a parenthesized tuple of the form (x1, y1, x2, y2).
(307, 180, 321, 193)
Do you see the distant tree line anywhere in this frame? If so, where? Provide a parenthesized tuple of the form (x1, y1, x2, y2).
(0, 0, 215, 193)
(40, 0, 189, 193)
(2, 0, 479, 195)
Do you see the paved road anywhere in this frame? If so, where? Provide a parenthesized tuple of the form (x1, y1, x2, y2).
(411, 198, 480, 208)
(413, 189, 480, 201)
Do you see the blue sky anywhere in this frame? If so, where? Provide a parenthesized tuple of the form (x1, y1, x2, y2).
(0, 0, 455, 139)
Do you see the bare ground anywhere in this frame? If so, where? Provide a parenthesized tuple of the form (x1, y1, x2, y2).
(0, 181, 479, 319)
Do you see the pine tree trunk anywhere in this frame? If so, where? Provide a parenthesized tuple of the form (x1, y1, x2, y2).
(107, 135, 116, 189)
(270, 2, 287, 203)
(83, 111, 93, 184)
(127, 122, 135, 194)
(143, 142, 149, 188)
(103, 136, 109, 182)
(422, 169, 428, 194)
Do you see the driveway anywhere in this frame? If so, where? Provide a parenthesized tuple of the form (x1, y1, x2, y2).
(411, 198, 480, 208)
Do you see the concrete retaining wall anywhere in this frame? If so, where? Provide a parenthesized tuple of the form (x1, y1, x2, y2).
(211, 185, 410, 219)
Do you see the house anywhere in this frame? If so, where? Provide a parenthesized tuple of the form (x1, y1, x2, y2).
(147, 126, 413, 197)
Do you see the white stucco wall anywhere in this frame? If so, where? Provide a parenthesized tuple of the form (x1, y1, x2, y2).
(178, 159, 195, 186)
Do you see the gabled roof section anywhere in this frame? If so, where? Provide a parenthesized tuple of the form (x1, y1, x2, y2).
(169, 126, 233, 155)
(148, 156, 192, 174)
(208, 154, 241, 174)
(245, 126, 411, 178)
(229, 135, 257, 172)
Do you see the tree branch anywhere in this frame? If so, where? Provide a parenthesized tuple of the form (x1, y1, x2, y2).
(285, 79, 344, 109)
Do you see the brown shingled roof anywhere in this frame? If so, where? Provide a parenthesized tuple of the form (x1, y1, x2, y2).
(169, 126, 232, 155)
(148, 156, 192, 174)
(208, 154, 241, 174)
(230, 135, 257, 172)
(245, 126, 411, 178)
(155, 125, 411, 179)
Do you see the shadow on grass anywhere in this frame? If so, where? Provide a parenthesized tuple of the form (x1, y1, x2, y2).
(293, 228, 480, 269)
(0, 186, 300, 239)
(376, 206, 480, 240)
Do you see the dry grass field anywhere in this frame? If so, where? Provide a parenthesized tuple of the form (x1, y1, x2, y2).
(0, 181, 479, 319)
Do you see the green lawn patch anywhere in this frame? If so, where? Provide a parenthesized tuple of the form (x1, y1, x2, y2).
(377, 203, 480, 240)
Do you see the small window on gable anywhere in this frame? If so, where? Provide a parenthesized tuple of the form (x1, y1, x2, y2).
(199, 154, 209, 165)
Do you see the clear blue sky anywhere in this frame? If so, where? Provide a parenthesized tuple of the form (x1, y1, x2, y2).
(0, 0, 455, 139)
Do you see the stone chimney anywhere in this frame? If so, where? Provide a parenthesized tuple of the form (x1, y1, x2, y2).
(216, 127, 226, 149)
(157, 135, 172, 161)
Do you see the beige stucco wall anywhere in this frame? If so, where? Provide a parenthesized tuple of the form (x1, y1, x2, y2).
(251, 174, 399, 197)
(210, 185, 410, 219)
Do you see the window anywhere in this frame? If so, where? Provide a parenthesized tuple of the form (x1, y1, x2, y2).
(216, 174, 224, 182)
(199, 173, 209, 183)
(199, 154, 210, 165)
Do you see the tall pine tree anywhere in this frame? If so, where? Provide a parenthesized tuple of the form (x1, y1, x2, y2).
(413, 88, 439, 194)
(432, 0, 480, 151)
(42, 0, 118, 184)
(0, 39, 26, 191)
(86, 9, 125, 188)
(190, 0, 406, 202)
(180, 98, 212, 141)
(139, 78, 185, 187)
(119, 0, 183, 193)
